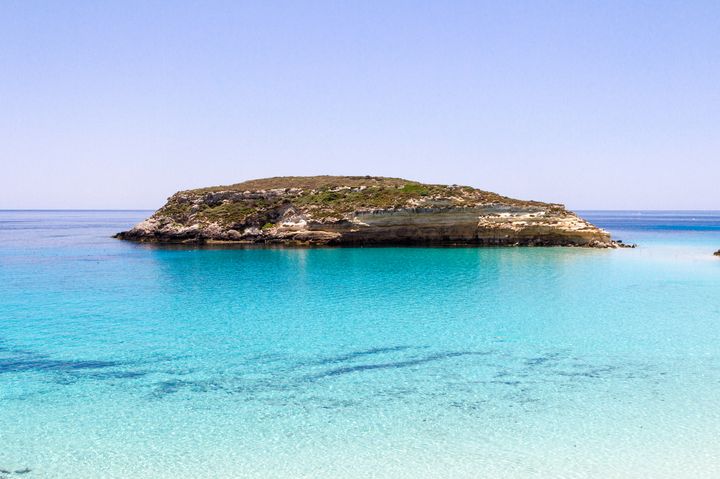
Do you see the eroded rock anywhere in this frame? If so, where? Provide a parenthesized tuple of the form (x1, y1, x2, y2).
(116, 176, 620, 248)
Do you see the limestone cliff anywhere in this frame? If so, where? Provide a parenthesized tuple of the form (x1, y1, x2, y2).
(115, 176, 618, 247)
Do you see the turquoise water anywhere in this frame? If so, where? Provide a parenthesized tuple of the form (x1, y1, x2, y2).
(1, 210, 719, 478)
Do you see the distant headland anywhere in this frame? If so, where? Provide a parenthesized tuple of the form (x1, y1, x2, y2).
(115, 176, 624, 248)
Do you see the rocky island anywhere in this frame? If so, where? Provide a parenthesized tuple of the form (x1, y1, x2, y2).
(116, 176, 621, 247)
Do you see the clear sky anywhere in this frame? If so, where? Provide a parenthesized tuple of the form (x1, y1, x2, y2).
(1, 1, 718, 210)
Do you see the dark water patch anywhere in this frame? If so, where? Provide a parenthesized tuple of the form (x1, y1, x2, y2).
(148, 370, 305, 400)
(307, 351, 493, 381)
(504, 392, 542, 405)
(310, 346, 422, 367)
(83, 370, 148, 380)
(14, 343, 667, 421)
(151, 378, 233, 398)
(489, 380, 522, 386)
(0, 467, 32, 477)
(555, 365, 618, 379)
(0, 340, 36, 358)
(0, 339, 146, 394)
(0, 358, 120, 374)
(457, 353, 670, 417)
(319, 398, 362, 409)
(153, 379, 193, 396)
(449, 399, 488, 411)
(158, 367, 198, 376)
(524, 352, 563, 367)
(240, 352, 293, 367)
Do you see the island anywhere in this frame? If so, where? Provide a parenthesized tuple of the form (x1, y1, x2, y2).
(116, 176, 622, 247)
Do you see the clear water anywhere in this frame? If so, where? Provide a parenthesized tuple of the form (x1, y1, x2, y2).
(1, 210, 719, 479)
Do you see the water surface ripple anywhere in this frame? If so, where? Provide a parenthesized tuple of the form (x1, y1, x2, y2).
(1, 210, 719, 478)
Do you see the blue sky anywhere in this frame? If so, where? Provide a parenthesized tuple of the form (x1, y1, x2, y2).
(1, 1, 718, 209)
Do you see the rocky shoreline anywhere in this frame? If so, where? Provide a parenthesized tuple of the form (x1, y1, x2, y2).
(116, 176, 627, 248)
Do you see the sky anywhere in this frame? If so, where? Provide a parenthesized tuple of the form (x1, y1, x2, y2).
(1, 1, 718, 210)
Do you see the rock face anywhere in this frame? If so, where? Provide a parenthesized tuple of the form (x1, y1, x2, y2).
(116, 176, 618, 247)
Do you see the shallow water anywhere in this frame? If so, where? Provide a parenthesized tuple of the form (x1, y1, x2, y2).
(1, 210, 719, 478)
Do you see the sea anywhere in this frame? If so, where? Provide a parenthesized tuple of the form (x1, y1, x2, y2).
(1, 210, 719, 478)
